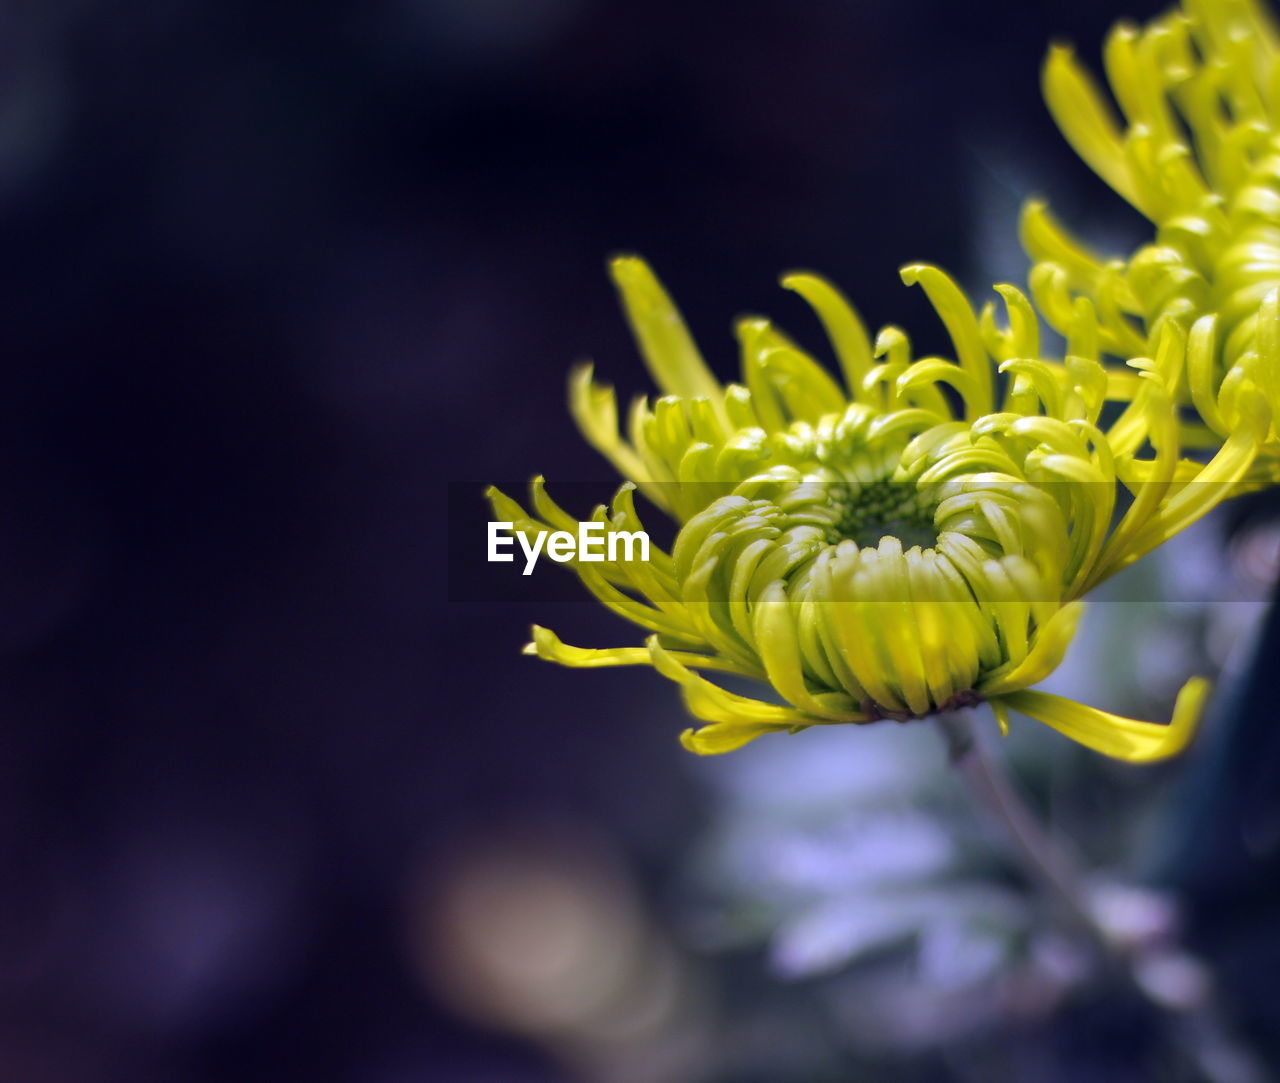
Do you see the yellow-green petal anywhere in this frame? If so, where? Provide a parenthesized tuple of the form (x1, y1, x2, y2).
(999, 677, 1211, 762)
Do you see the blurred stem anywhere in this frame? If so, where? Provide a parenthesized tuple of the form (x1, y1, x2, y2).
(936, 712, 1268, 1083)
(936, 712, 1099, 941)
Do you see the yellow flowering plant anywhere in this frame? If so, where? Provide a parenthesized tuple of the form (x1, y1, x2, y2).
(488, 256, 1267, 759)
(486, 0, 1279, 764)
(1029, 0, 1280, 477)
(476, 4, 1278, 1061)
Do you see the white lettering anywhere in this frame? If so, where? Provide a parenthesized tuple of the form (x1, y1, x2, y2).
(609, 530, 650, 563)
(578, 521, 606, 561)
(486, 521, 651, 575)
(488, 521, 514, 562)
(546, 531, 576, 562)
(517, 530, 546, 575)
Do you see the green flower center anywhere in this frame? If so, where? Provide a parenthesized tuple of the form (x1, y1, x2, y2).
(736, 425, 943, 556)
(826, 478, 938, 550)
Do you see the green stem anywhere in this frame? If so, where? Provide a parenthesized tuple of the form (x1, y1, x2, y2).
(936, 712, 1267, 1083)
(937, 712, 1100, 942)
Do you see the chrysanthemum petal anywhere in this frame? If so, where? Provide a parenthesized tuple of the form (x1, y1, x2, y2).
(976, 602, 1085, 697)
(1019, 200, 1110, 295)
(679, 721, 800, 755)
(999, 676, 1211, 762)
(780, 272, 875, 395)
(1042, 44, 1143, 213)
(524, 624, 759, 676)
(648, 636, 832, 727)
(991, 698, 1011, 737)
(568, 365, 654, 490)
(900, 264, 994, 417)
(753, 580, 864, 719)
(983, 283, 1042, 365)
(609, 256, 724, 408)
(1112, 389, 1269, 572)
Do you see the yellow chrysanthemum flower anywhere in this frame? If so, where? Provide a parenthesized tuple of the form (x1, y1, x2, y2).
(1028, 0, 1280, 475)
(488, 258, 1269, 759)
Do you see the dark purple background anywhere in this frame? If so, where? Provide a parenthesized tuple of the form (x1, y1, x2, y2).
(0, 0, 1209, 1079)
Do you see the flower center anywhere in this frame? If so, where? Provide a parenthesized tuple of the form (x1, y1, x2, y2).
(826, 478, 938, 551)
(671, 416, 1070, 722)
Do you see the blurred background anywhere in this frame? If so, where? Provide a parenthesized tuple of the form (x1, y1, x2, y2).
(4, 0, 1280, 1079)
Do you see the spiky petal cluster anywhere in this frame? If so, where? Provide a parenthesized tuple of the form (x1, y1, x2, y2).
(1029, 0, 1280, 476)
(488, 258, 1265, 758)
